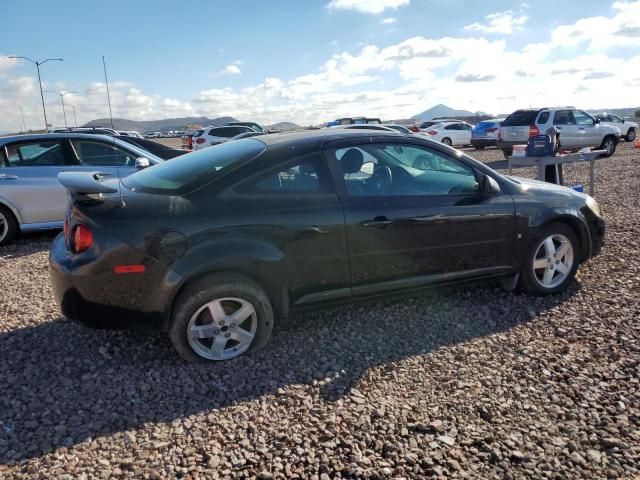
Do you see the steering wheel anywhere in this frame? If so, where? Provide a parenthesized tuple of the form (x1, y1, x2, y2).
(368, 165, 393, 193)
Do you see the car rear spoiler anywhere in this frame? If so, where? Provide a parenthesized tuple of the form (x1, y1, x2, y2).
(57, 171, 119, 195)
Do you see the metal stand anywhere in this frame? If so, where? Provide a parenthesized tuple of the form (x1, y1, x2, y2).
(507, 150, 604, 196)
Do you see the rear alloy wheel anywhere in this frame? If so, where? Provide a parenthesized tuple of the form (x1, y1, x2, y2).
(442, 138, 452, 146)
(599, 136, 617, 157)
(0, 206, 18, 246)
(518, 223, 579, 295)
(625, 128, 636, 142)
(170, 273, 273, 362)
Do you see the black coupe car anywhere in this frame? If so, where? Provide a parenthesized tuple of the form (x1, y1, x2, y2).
(50, 130, 605, 362)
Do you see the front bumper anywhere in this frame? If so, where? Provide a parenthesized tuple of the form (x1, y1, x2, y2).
(49, 233, 180, 331)
(584, 210, 605, 258)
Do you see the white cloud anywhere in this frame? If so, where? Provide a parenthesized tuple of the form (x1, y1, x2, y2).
(464, 10, 528, 34)
(550, 0, 640, 50)
(222, 64, 242, 75)
(327, 0, 410, 14)
(381, 17, 397, 24)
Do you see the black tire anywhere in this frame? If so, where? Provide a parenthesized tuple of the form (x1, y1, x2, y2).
(518, 223, 580, 296)
(442, 138, 452, 146)
(599, 135, 617, 158)
(0, 205, 19, 246)
(502, 149, 512, 159)
(625, 128, 636, 142)
(169, 272, 274, 362)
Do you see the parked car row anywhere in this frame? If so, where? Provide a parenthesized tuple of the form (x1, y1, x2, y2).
(45, 129, 605, 363)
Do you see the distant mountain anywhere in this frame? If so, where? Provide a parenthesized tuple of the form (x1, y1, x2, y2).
(82, 116, 237, 133)
(413, 104, 486, 121)
(267, 121, 302, 131)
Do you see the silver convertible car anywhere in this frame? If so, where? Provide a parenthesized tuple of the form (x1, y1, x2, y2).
(0, 133, 163, 245)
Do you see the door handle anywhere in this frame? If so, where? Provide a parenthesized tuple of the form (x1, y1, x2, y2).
(0, 174, 18, 180)
(361, 216, 393, 229)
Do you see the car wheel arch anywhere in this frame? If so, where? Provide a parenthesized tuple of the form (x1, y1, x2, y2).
(164, 266, 287, 331)
(0, 197, 23, 225)
(535, 215, 591, 263)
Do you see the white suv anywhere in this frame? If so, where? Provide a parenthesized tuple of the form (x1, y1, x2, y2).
(595, 113, 637, 142)
(498, 107, 621, 158)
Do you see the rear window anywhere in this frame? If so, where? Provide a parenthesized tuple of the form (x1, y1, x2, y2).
(122, 139, 266, 195)
(193, 129, 204, 137)
(502, 110, 539, 126)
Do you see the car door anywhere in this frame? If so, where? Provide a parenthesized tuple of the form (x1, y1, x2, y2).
(572, 110, 599, 147)
(324, 137, 516, 295)
(217, 150, 351, 307)
(553, 110, 578, 148)
(0, 138, 82, 225)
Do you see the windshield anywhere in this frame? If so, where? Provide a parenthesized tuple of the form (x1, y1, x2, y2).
(122, 139, 266, 195)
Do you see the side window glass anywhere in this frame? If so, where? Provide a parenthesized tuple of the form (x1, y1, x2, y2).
(553, 110, 574, 125)
(71, 140, 134, 167)
(538, 112, 550, 124)
(238, 153, 330, 194)
(5, 141, 64, 166)
(573, 111, 594, 126)
(329, 144, 479, 197)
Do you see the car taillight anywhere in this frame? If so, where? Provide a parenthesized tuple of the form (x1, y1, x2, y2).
(195, 137, 205, 144)
(529, 124, 540, 137)
(73, 225, 93, 253)
(427, 130, 438, 135)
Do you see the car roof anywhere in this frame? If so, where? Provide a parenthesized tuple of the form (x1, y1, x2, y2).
(0, 132, 119, 144)
(254, 128, 401, 147)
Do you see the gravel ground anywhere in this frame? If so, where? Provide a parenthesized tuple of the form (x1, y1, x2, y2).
(1, 142, 639, 479)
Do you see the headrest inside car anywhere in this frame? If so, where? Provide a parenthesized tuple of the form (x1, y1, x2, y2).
(340, 149, 364, 174)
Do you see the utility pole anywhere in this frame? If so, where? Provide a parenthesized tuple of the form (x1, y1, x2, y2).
(45, 90, 77, 128)
(19, 106, 27, 132)
(102, 56, 114, 128)
(9, 56, 63, 131)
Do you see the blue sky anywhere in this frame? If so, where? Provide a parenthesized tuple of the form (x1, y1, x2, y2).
(1, 0, 639, 130)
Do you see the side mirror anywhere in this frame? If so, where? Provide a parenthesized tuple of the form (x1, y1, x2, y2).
(135, 157, 150, 169)
(594, 118, 600, 124)
(481, 174, 501, 195)
(361, 161, 375, 175)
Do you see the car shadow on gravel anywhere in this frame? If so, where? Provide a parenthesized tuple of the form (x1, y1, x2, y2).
(0, 281, 579, 463)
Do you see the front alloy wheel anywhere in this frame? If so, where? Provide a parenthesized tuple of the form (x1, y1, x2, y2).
(518, 223, 580, 295)
(532, 234, 574, 289)
(625, 129, 636, 142)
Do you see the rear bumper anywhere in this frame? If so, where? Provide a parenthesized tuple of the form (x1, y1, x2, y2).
(496, 139, 526, 152)
(471, 138, 497, 147)
(49, 233, 182, 331)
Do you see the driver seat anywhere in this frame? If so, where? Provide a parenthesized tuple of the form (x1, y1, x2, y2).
(340, 149, 365, 195)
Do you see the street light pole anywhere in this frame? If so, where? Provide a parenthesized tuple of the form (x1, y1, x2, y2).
(45, 90, 77, 128)
(19, 106, 27, 132)
(70, 104, 81, 127)
(9, 56, 63, 131)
